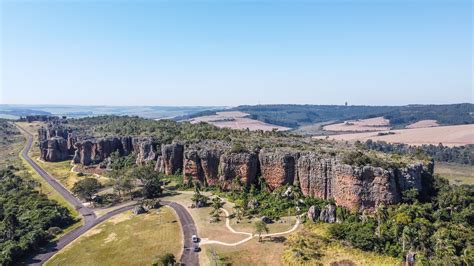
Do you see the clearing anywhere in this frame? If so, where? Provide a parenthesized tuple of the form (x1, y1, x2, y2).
(189, 111, 290, 131)
(323, 117, 391, 132)
(316, 124, 474, 147)
(435, 163, 474, 185)
(46, 207, 183, 266)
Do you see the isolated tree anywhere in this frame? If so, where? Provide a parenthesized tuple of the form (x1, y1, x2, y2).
(234, 203, 244, 222)
(113, 174, 135, 199)
(253, 220, 269, 242)
(129, 165, 163, 198)
(210, 197, 224, 222)
(72, 178, 102, 202)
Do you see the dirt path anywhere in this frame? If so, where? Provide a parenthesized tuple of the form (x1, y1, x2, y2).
(200, 208, 300, 246)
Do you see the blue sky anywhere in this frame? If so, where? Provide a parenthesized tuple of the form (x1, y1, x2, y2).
(1, 0, 472, 106)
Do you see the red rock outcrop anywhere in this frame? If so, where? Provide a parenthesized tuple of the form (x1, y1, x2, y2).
(297, 152, 432, 211)
(258, 149, 298, 190)
(219, 152, 258, 188)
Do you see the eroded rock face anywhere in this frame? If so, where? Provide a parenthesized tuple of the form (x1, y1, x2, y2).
(73, 136, 137, 166)
(259, 149, 297, 190)
(183, 149, 204, 183)
(219, 152, 258, 188)
(161, 143, 184, 175)
(297, 153, 431, 211)
(133, 137, 157, 165)
(39, 137, 70, 162)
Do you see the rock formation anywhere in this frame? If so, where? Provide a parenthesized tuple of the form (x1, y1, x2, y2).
(307, 205, 320, 223)
(258, 149, 298, 190)
(319, 204, 336, 223)
(297, 152, 432, 211)
(183, 141, 229, 186)
(39, 137, 70, 162)
(133, 137, 157, 165)
(72, 136, 157, 166)
(219, 152, 258, 188)
(160, 143, 184, 175)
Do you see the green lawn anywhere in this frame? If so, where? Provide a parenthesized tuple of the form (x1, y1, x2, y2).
(46, 207, 183, 266)
(435, 162, 474, 185)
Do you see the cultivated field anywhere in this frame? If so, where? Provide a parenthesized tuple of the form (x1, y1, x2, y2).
(46, 207, 183, 266)
(323, 117, 390, 132)
(316, 124, 474, 147)
(189, 111, 290, 131)
(406, 119, 439, 129)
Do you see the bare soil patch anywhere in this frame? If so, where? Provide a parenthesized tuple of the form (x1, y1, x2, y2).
(323, 117, 390, 132)
(190, 111, 290, 131)
(406, 119, 439, 129)
(315, 124, 474, 147)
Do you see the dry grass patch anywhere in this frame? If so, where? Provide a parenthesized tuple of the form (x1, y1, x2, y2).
(46, 207, 182, 266)
(435, 163, 474, 185)
(201, 236, 289, 266)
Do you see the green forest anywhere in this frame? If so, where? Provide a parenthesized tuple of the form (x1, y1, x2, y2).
(232, 103, 474, 128)
(0, 169, 75, 265)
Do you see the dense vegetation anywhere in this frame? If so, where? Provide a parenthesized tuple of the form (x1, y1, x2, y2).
(362, 140, 474, 165)
(0, 169, 74, 265)
(327, 177, 473, 264)
(232, 103, 473, 128)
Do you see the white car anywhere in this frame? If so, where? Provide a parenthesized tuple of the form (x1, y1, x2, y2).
(192, 235, 198, 243)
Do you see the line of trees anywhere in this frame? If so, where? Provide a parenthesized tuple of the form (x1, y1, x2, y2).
(362, 140, 473, 165)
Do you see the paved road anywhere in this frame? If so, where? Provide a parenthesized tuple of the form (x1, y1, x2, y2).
(162, 201, 199, 266)
(17, 124, 199, 265)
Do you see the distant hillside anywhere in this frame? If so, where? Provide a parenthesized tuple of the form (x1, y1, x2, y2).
(232, 103, 474, 128)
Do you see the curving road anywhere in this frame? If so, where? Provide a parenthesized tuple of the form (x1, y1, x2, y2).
(17, 125, 199, 266)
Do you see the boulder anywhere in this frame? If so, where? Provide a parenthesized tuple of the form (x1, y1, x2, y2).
(132, 205, 147, 215)
(307, 205, 320, 223)
(319, 204, 336, 223)
(261, 216, 272, 224)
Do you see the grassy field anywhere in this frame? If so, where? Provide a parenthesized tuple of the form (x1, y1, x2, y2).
(281, 223, 402, 266)
(0, 121, 24, 167)
(435, 162, 474, 185)
(46, 207, 183, 266)
(201, 236, 290, 266)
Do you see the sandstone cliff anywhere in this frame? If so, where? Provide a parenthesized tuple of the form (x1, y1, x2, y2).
(160, 143, 184, 175)
(258, 149, 298, 190)
(297, 152, 432, 211)
(39, 137, 70, 162)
